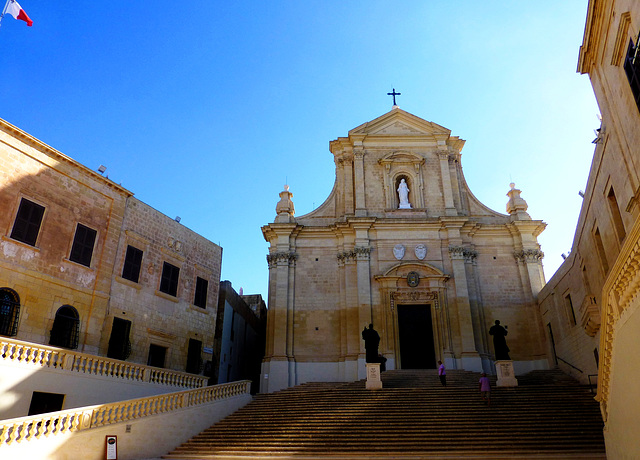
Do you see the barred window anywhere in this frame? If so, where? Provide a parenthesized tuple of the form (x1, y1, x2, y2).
(0, 288, 20, 337)
(159, 262, 180, 297)
(121, 245, 143, 283)
(49, 305, 80, 349)
(69, 224, 97, 267)
(10, 198, 45, 246)
(193, 277, 208, 308)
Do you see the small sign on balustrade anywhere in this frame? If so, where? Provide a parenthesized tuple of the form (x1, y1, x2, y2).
(106, 435, 117, 460)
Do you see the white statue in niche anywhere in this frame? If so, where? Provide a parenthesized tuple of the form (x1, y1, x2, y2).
(397, 179, 412, 209)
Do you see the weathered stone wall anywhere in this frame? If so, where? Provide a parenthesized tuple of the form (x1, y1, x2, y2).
(104, 197, 221, 372)
(0, 118, 221, 377)
(0, 119, 129, 354)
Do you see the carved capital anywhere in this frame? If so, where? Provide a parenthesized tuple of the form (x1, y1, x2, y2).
(514, 249, 544, 263)
(354, 246, 372, 260)
(266, 251, 298, 268)
(449, 245, 465, 260)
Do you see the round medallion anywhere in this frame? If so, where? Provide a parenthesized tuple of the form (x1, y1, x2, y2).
(407, 271, 420, 287)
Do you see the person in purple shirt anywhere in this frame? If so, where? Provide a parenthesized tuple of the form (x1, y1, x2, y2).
(438, 360, 446, 386)
(479, 372, 491, 406)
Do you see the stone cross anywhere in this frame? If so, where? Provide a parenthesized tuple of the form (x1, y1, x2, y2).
(387, 88, 401, 106)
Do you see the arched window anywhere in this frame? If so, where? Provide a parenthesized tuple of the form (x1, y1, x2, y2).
(0, 288, 20, 337)
(49, 305, 80, 349)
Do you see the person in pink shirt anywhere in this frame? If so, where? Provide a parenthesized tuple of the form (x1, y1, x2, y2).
(479, 372, 491, 406)
(438, 360, 446, 386)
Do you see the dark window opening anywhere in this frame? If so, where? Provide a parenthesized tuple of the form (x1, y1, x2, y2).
(159, 262, 180, 297)
(49, 305, 80, 349)
(0, 288, 20, 337)
(186, 338, 202, 374)
(624, 36, 640, 113)
(10, 198, 45, 246)
(147, 344, 167, 368)
(193, 277, 208, 308)
(121, 245, 143, 283)
(69, 224, 97, 267)
(107, 317, 132, 360)
(28, 391, 65, 416)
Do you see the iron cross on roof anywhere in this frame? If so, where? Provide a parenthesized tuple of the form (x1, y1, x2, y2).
(387, 88, 401, 106)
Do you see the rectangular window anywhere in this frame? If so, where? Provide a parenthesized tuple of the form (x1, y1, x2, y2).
(69, 224, 97, 267)
(159, 262, 180, 297)
(186, 338, 202, 374)
(10, 198, 45, 246)
(28, 391, 65, 416)
(121, 245, 143, 283)
(624, 35, 640, 113)
(193, 277, 208, 308)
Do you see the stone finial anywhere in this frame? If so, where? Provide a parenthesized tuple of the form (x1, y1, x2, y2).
(506, 183, 531, 221)
(275, 184, 295, 223)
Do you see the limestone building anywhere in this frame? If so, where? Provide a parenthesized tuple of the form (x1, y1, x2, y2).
(0, 117, 221, 416)
(261, 107, 548, 393)
(537, 1, 640, 457)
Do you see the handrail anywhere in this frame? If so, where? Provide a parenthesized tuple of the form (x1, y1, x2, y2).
(0, 337, 208, 389)
(0, 380, 251, 446)
(557, 356, 583, 373)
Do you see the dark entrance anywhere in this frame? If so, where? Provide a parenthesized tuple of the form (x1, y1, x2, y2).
(397, 304, 436, 369)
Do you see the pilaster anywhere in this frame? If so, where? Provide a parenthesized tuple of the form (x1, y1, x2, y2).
(438, 144, 456, 216)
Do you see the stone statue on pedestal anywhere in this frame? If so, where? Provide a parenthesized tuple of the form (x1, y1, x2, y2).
(489, 320, 510, 360)
(362, 324, 380, 363)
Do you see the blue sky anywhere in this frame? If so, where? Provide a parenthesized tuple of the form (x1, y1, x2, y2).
(1, 1, 598, 300)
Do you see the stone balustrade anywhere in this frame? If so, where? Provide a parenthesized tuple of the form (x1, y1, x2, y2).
(0, 337, 208, 389)
(0, 380, 251, 446)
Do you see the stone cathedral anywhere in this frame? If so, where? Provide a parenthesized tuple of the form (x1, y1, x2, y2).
(261, 106, 548, 393)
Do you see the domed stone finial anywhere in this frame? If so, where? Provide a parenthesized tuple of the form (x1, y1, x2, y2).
(506, 183, 531, 221)
(275, 184, 295, 223)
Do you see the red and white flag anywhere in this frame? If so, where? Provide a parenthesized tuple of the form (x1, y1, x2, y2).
(4, 0, 33, 26)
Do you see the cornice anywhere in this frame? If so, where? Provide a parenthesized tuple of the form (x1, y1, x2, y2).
(0, 117, 133, 197)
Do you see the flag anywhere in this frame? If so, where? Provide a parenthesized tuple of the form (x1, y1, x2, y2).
(5, 0, 33, 26)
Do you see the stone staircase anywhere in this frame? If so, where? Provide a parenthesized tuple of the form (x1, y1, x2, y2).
(163, 369, 605, 459)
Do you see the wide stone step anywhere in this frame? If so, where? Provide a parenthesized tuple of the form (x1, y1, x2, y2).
(164, 370, 604, 459)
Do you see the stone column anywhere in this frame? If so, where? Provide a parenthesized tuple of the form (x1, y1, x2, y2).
(448, 245, 482, 372)
(263, 249, 297, 392)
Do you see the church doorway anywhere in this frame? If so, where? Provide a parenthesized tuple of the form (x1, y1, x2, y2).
(397, 304, 436, 369)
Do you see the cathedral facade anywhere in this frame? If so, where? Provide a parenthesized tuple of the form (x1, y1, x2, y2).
(261, 107, 548, 392)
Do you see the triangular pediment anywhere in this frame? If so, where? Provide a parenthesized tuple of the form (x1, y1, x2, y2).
(349, 107, 451, 138)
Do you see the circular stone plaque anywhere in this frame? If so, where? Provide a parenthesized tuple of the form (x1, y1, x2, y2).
(407, 271, 420, 287)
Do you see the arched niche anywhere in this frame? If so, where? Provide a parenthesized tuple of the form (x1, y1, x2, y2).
(379, 151, 425, 209)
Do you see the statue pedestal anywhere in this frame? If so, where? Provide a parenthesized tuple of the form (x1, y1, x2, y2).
(366, 363, 383, 390)
(495, 360, 518, 387)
